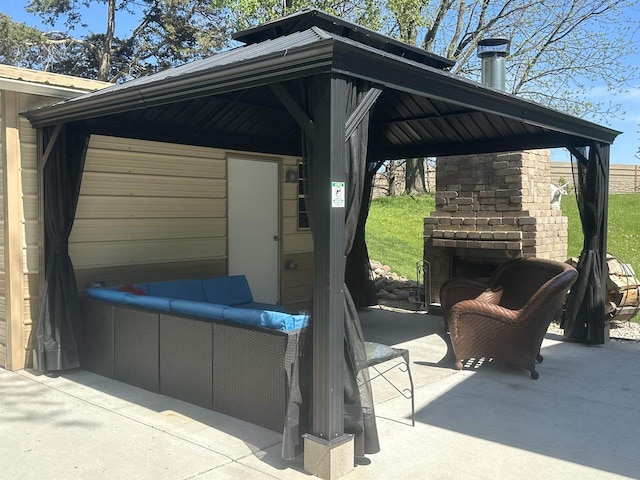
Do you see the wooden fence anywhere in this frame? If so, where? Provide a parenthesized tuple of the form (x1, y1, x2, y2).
(373, 162, 640, 197)
(550, 163, 639, 194)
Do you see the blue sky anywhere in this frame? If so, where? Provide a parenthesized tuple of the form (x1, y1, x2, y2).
(2, 1, 639, 165)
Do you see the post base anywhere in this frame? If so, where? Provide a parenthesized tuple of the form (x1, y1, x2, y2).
(303, 433, 354, 480)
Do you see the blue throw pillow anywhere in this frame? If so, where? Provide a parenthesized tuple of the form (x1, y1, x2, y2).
(259, 310, 309, 331)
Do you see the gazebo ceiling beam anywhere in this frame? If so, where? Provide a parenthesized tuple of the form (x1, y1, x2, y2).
(368, 132, 590, 161)
(84, 118, 301, 157)
(270, 82, 316, 141)
(344, 85, 383, 141)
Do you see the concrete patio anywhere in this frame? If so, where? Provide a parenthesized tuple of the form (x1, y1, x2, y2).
(1, 307, 639, 479)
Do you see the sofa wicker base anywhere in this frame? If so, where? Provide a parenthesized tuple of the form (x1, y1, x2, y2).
(80, 297, 300, 432)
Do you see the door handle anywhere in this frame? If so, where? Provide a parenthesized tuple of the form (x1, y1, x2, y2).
(273, 235, 280, 241)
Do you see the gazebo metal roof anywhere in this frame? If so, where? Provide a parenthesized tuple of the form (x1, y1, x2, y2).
(25, 10, 619, 159)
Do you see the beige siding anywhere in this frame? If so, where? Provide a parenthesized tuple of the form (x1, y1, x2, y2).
(71, 139, 314, 311)
(18, 95, 44, 367)
(280, 156, 313, 311)
(1, 91, 42, 369)
(0, 90, 5, 367)
(71, 136, 230, 286)
(0, 76, 106, 370)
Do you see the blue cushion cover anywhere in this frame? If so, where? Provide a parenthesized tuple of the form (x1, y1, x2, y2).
(170, 299, 228, 320)
(86, 288, 129, 303)
(122, 294, 173, 312)
(237, 301, 284, 312)
(222, 307, 308, 330)
(86, 276, 306, 331)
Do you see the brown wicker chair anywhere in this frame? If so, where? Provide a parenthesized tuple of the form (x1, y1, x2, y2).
(440, 258, 578, 379)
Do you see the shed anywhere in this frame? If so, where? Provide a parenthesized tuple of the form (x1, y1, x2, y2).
(0, 65, 109, 370)
(20, 9, 619, 478)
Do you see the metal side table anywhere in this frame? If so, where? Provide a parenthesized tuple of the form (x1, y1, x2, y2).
(361, 341, 415, 426)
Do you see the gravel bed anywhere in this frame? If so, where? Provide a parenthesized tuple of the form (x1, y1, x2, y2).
(548, 319, 640, 343)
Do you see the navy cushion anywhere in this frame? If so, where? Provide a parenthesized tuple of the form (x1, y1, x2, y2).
(202, 275, 253, 305)
(147, 279, 205, 302)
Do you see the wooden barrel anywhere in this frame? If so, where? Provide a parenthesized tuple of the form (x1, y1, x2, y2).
(605, 254, 639, 322)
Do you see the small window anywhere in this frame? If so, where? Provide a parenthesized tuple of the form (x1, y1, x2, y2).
(298, 163, 309, 230)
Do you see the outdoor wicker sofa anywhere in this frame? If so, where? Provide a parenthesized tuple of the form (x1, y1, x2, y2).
(80, 276, 306, 431)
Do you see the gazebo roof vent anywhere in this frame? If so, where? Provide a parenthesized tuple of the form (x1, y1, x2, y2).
(233, 9, 455, 70)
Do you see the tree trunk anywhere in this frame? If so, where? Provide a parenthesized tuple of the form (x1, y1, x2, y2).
(405, 158, 427, 195)
(98, 0, 117, 81)
(385, 159, 403, 196)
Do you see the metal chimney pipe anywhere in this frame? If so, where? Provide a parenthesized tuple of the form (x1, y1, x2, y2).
(477, 38, 510, 91)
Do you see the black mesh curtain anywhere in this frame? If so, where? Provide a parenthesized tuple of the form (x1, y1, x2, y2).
(562, 143, 609, 344)
(282, 77, 380, 459)
(345, 160, 379, 308)
(35, 125, 89, 371)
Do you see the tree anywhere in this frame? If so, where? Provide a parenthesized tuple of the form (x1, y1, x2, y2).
(22, 0, 230, 82)
(0, 14, 51, 69)
(8, 0, 637, 116)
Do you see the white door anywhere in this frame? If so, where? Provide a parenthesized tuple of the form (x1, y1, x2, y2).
(227, 157, 279, 304)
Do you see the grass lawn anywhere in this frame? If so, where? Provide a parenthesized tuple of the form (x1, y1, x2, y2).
(366, 195, 435, 280)
(562, 193, 640, 275)
(367, 193, 640, 280)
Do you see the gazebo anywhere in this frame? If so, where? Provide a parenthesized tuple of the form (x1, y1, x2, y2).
(24, 9, 619, 478)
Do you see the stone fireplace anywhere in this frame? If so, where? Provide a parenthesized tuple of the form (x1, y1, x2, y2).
(423, 149, 568, 304)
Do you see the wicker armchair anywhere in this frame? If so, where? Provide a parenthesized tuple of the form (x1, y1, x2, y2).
(440, 258, 578, 379)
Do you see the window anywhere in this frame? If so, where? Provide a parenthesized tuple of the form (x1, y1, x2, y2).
(298, 163, 309, 230)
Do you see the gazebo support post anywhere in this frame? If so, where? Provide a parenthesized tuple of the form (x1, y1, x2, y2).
(303, 74, 354, 479)
(597, 142, 611, 343)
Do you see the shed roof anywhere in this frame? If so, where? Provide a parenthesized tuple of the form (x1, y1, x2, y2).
(23, 9, 620, 159)
(0, 64, 109, 98)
